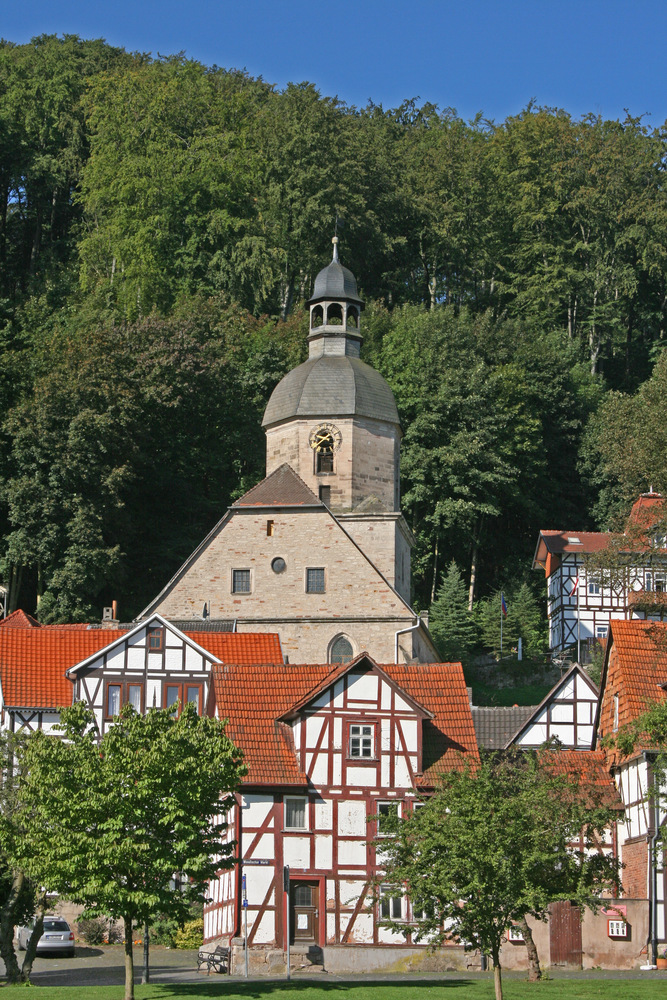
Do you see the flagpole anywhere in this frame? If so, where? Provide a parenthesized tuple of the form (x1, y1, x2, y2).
(500, 592, 503, 656)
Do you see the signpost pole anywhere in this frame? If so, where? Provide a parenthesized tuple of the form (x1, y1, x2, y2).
(242, 873, 248, 979)
(284, 865, 290, 981)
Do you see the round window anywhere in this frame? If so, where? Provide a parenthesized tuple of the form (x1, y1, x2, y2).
(272, 557, 286, 574)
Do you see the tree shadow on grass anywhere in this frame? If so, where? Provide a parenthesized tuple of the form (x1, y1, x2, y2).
(151, 981, 478, 997)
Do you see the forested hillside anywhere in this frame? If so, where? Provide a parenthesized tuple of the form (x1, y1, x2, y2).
(1, 34, 667, 622)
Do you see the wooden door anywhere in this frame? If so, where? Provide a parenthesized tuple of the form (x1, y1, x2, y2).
(549, 900, 582, 968)
(290, 881, 319, 944)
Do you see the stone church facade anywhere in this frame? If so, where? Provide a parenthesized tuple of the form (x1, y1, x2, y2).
(140, 239, 438, 664)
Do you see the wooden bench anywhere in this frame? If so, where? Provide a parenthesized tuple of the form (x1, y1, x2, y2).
(197, 944, 230, 974)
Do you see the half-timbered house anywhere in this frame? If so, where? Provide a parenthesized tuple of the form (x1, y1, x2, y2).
(595, 618, 667, 962)
(534, 492, 667, 654)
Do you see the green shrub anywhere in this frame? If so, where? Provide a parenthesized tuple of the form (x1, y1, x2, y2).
(174, 919, 203, 949)
(150, 917, 179, 947)
(77, 917, 108, 945)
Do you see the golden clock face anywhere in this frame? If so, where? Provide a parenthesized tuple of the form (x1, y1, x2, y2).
(309, 422, 342, 453)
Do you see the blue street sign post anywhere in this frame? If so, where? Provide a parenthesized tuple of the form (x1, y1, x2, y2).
(242, 873, 248, 979)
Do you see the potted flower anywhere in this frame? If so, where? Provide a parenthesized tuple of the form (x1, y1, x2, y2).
(657, 948, 667, 970)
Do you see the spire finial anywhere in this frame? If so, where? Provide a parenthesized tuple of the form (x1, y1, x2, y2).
(332, 235, 339, 263)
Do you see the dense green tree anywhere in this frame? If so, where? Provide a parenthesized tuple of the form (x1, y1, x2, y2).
(16, 701, 244, 1000)
(428, 560, 479, 663)
(375, 751, 622, 1000)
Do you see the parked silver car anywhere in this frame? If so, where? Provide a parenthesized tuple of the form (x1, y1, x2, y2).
(17, 916, 75, 957)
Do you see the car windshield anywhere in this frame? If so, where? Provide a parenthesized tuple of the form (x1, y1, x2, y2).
(42, 920, 69, 932)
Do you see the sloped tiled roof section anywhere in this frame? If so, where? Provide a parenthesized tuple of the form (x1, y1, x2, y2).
(0, 629, 126, 709)
(535, 530, 609, 559)
(232, 464, 322, 508)
(0, 620, 283, 711)
(211, 658, 478, 787)
(471, 706, 536, 750)
(0, 610, 42, 628)
(541, 749, 623, 810)
(597, 620, 667, 763)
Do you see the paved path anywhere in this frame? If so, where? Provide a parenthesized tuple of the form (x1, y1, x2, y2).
(5, 946, 667, 987)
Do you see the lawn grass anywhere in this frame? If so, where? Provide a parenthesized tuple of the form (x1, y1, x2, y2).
(2, 979, 667, 1000)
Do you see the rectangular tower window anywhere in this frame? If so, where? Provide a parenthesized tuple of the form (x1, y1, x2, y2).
(319, 485, 331, 506)
(232, 569, 251, 594)
(266, 520, 274, 536)
(306, 568, 325, 593)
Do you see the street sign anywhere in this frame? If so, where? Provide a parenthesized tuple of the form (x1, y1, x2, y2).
(242, 859, 272, 866)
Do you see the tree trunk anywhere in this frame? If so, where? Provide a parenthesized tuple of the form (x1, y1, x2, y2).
(142, 922, 149, 984)
(0, 870, 25, 982)
(517, 915, 541, 981)
(468, 519, 482, 611)
(280, 277, 294, 321)
(430, 538, 439, 604)
(491, 943, 503, 1000)
(123, 914, 134, 1000)
(21, 891, 46, 982)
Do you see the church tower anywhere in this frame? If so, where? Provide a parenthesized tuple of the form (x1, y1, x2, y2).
(263, 239, 412, 600)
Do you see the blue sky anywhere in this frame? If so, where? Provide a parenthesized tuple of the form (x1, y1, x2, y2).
(3, 0, 666, 125)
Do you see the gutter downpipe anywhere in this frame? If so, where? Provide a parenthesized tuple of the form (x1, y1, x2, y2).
(646, 752, 660, 967)
(395, 617, 421, 664)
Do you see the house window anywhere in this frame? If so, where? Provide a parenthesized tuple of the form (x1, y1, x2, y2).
(588, 582, 601, 596)
(379, 885, 403, 921)
(107, 684, 122, 718)
(348, 722, 374, 759)
(378, 801, 399, 834)
(105, 681, 144, 719)
(330, 635, 353, 664)
(147, 626, 163, 651)
(164, 683, 202, 715)
(285, 796, 307, 830)
(596, 625, 608, 639)
(232, 569, 251, 594)
(306, 568, 325, 593)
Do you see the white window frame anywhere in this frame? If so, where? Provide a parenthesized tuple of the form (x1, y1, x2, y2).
(284, 795, 308, 831)
(348, 721, 375, 760)
(377, 801, 400, 836)
(379, 884, 404, 921)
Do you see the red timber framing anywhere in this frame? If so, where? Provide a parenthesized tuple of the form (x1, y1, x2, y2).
(206, 653, 478, 951)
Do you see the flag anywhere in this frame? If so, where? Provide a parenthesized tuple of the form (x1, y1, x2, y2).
(501, 593, 508, 617)
(571, 577, 580, 596)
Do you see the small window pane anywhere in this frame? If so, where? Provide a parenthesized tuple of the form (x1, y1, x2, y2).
(378, 802, 399, 833)
(294, 884, 312, 906)
(166, 686, 180, 709)
(186, 686, 200, 710)
(349, 723, 373, 758)
(127, 685, 142, 711)
(285, 797, 307, 829)
(380, 885, 402, 920)
(148, 627, 163, 650)
(306, 568, 325, 594)
(232, 569, 251, 593)
(107, 685, 121, 717)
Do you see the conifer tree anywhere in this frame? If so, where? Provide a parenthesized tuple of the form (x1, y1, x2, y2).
(429, 560, 479, 663)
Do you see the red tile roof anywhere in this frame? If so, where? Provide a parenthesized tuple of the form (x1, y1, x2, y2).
(0, 610, 41, 628)
(211, 657, 478, 787)
(598, 620, 667, 762)
(537, 530, 610, 556)
(540, 749, 622, 810)
(0, 622, 283, 710)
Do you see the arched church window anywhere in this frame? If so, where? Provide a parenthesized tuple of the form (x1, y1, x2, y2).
(330, 635, 353, 664)
(326, 303, 343, 325)
(311, 304, 324, 329)
(346, 307, 358, 330)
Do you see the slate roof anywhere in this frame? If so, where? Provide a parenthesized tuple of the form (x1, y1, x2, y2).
(262, 355, 400, 428)
(471, 705, 536, 750)
(0, 616, 283, 710)
(232, 464, 322, 508)
(211, 655, 478, 787)
(307, 254, 364, 306)
(596, 620, 667, 760)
